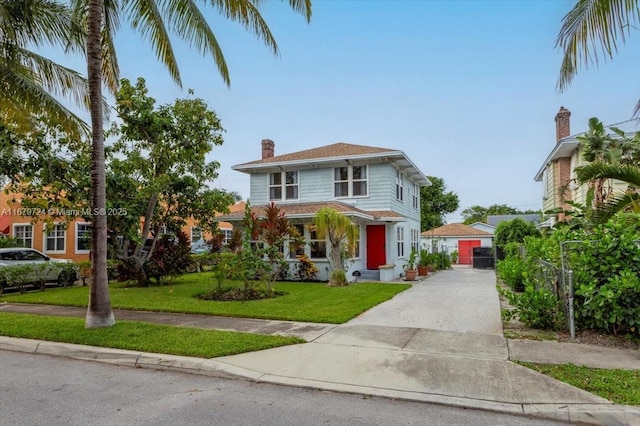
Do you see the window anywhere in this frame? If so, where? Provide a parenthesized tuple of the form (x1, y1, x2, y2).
(45, 224, 66, 252)
(222, 229, 233, 245)
(13, 224, 33, 248)
(270, 171, 298, 201)
(350, 226, 361, 258)
(309, 228, 326, 259)
(334, 165, 368, 197)
(412, 183, 419, 209)
(288, 224, 306, 259)
(396, 170, 404, 201)
(397, 226, 405, 257)
(191, 227, 203, 244)
(411, 229, 420, 253)
(76, 223, 91, 253)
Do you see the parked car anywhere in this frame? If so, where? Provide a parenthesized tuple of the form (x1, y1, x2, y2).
(0, 248, 77, 293)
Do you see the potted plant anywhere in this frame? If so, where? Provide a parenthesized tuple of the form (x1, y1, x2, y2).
(426, 252, 438, 272)
(418, 249, 430, 276)
(403, 248, 418, 281)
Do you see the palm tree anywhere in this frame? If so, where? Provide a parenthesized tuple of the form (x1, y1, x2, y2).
(556, 0, 640, 117)
(313, 207, 359, 286)
(82, 0, 312, 328)
(575, 161, 640, 223)
(0, 0, 89, 137)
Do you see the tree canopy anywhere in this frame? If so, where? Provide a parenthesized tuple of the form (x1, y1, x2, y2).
(420, 176, 459, 231)
(461, 204, 541, 225)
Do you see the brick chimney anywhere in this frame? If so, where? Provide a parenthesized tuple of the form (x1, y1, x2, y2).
(261, 139, 274, 159)
(555, 106, 571, 143)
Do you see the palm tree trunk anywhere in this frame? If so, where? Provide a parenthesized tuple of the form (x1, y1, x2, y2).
(85, 0, 114, 328)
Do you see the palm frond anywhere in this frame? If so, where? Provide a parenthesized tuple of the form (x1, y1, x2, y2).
(0, 64, 89, 137)
(125, 0, 181, 86)
(591, 191, 640, 223)
(163, 0, 230, 85)
(556, 0, 640, 91)
(575, 161, 640, 187)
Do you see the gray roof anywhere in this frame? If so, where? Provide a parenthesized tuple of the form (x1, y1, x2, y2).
(486, 214, 542, 227)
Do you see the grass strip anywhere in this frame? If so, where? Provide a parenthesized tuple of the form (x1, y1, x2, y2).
(0, 312, 303, 358)
(517, 361, 640, 406)
(0, 274, 410, 323)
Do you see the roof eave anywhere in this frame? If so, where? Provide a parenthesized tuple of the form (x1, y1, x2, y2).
(233, 150, 431, 186)
(534, 138, 580, 182)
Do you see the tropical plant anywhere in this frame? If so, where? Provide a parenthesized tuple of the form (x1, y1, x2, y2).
(0, 0, 90, 137)
(575, 161, 640, 223)
(403, 248, 418, 271)
(80, 0, 313, 328)
(556, 0, 640, 117)
(313, 207, 359, 286)
(294, 254, 318, 281)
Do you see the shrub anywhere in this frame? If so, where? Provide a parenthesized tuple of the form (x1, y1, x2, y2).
(568, 215, 640, 336)
(450, 250, 458, 264)
(295, 255, 318, 281)
(494, 218, 540, 259)
(496, 256, 525, 291)
(144, 231, 194, 285)
(434, 252, 451, 270)
(502, 285, 565, 330)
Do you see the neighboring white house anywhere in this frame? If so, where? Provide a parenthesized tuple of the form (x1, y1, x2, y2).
(218, 140, 430, 281)
(534, 107, 637, 224)
(420, 223, 493, 265)
(469, 222, 495, 234)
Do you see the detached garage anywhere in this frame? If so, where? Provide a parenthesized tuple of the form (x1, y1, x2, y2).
(420, 223, 493, 265)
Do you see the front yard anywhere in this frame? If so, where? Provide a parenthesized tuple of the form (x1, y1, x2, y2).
(0, 272, 411, 324)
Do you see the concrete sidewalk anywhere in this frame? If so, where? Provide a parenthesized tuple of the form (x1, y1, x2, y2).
(1, 268, 639, 425)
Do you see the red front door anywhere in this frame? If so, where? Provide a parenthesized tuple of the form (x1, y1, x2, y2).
(366, 225, 386, 269)
(458, 240, 481, 264)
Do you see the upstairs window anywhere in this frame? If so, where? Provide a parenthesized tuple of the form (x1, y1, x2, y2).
(396, 170, 404, 201)
(334, 165, 368, 197)
(270, 171, 298, 201)
(412, 183, 419, 209)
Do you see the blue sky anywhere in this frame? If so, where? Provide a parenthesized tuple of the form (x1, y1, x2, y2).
(55, 0, 639, 222)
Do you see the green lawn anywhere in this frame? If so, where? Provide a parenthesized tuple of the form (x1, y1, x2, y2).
(0, 312, 303, 358)
(0, 273, 411, 323)
(518, 362, 640, 405)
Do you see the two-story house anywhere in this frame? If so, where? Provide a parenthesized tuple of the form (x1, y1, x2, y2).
(219, 140, 430, 282)
(534, 107, 637, 226)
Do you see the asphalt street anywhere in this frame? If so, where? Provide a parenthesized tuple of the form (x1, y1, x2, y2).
(0, 351, 565, 426)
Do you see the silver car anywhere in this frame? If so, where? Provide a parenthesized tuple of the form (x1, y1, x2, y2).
(0, 248, 77, 293)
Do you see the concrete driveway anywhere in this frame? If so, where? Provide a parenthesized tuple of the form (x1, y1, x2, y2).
(346, 267, 503, 335)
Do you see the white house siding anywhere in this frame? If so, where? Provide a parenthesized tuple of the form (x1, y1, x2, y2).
(542, 167, 556, 213)
(249, 174, 268, 205)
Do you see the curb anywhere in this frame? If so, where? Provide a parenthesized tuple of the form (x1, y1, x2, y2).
(2, 336, 639, 425)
